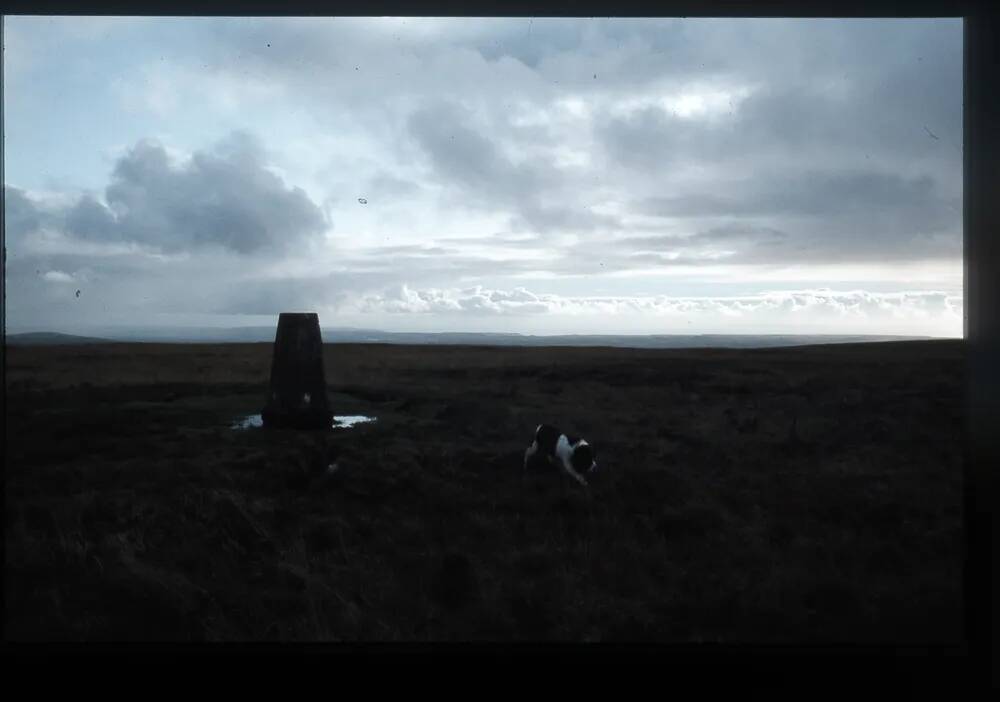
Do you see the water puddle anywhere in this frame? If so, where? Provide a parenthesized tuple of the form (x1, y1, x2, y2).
(233, 414, 264, 430)
(332, 415, 377, 428)
(231, 414, 376, 430)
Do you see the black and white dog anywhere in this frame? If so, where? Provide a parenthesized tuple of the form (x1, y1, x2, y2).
(523, 424, 597, 487)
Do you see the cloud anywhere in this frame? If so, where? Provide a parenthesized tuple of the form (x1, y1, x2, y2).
(356, 284, 549, 315)
(64, 195, 119, 241)
(512, 203, 622, 234)
(4, 186, 59, 240)
(694, 224, 788, 243)
(407, 101, 620, 236)
(628, 170, 960, 263)
(366, 171, 422, 199)
(12, 133, 329, 255)
(407, 101, 537, 205)
(637, 170, 951, 220)
(42, 270, 76, 283)
(351, 284, 963, 326)
(213, 275, 345, 316)
(614, 225, 787, 258)
(3, 18, 964, 335)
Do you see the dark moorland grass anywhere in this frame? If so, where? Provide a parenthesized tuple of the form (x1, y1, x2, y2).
(4, 340, 964, 642)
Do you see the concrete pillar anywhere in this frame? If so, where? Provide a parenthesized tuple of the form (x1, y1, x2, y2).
(261, 312, 332, 429)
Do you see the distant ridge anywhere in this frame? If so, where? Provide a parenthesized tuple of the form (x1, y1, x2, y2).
(5, 327, 940, 349)
(318, 330, 938, 349)
(6, 332, 116, 346)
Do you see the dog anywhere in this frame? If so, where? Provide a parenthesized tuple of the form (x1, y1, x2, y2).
(523, 424, 597, 487)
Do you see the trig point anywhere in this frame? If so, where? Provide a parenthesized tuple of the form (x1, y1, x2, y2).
(261, 312, 333, 430)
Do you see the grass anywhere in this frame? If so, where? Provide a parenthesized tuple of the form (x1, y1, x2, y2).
(4, 340, 964, 642)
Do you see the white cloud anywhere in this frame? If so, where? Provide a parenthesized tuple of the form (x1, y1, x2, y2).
(42, 270, 75, 283)
(346, 284, 962, 336)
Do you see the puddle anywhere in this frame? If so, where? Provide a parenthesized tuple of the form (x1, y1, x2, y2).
(233, 414, 264, 430)
(231, 414, 376, 430)
(332, 415, 377, 428)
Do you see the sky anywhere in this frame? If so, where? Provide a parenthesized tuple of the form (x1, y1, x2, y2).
(3, 16, 963, 336)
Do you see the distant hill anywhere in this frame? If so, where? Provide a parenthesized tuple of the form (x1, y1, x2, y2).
(5, 327, 940, 349)
(6, 332, 117, 346)
(316, 330, 938, 349)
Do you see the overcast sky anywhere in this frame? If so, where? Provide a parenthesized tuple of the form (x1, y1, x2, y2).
(4, 16, 963, 336)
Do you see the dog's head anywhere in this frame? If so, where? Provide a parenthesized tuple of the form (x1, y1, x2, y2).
(570, 440, 598, 474)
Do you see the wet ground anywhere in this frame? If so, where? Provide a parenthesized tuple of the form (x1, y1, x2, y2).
(232, 414, 377, 430)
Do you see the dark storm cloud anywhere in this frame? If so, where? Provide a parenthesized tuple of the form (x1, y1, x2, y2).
(49, 133, 328, 254)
